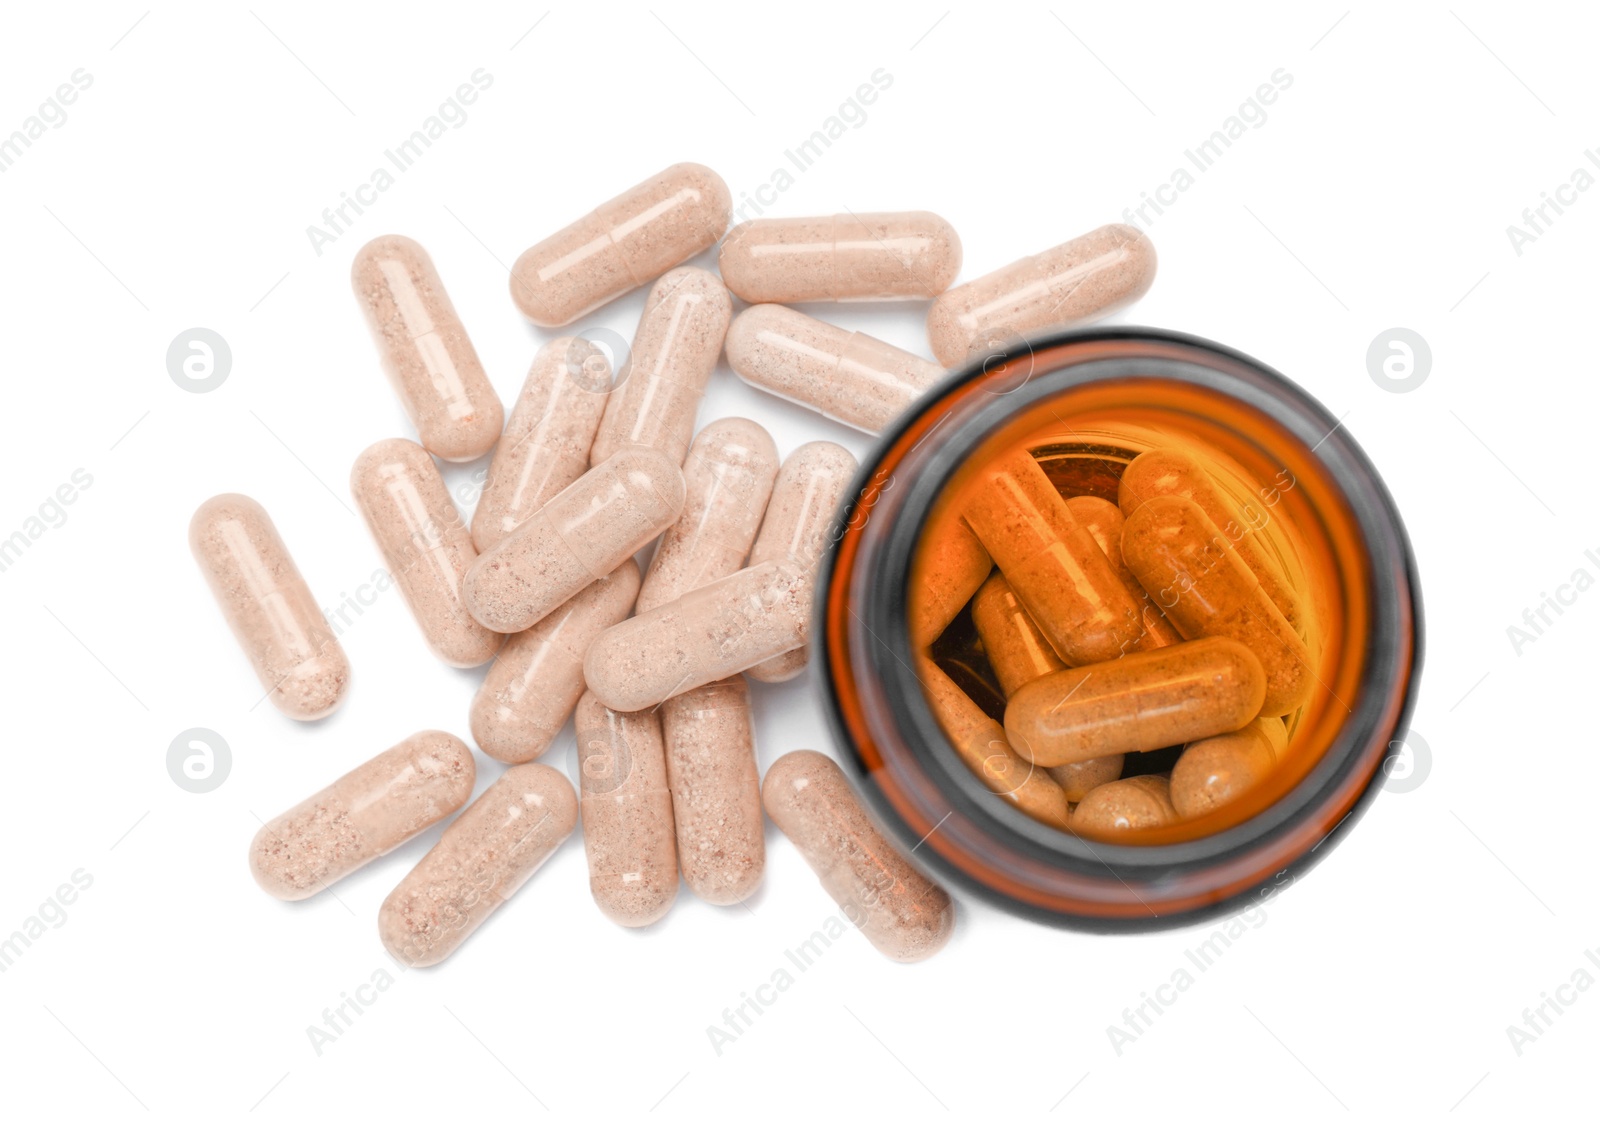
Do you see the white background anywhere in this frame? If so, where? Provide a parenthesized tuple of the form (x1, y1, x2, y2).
(0, 2, 1591, 1118)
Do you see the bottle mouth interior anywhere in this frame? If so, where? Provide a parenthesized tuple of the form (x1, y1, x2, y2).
(818, 328, 1422, 926)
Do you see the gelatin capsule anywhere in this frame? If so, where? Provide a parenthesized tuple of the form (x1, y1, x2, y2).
(960, 448, 1142, 666)
(919, 657, 1070, 830)
(351, 235, 504, 463)
(471, 337, 612, 553)
(660, 677, 765, 905)
(745, 441, 858, 682)
(591, 267, 732, 467)
(1121, 495, 1313, 717)
(725, 304, 946, 434)
(351, 438, 503, 668)
(575, 692, 678, 926)
(462, 448, 685, 633)
(584, 559, 809, 712)
(1065, 494, 1182, 648)
(910, 513, 992, 647)
(1170, 719, 1282, 819)
(189, 494, 350, 720)
(470, 562, 640, 763)
(1118, 447, 1303, 632)
(510, 162, 732, 327)
(968, 572, 1125, 802)
(250, 731, 475, 900)
(1073, 775, 1178, 835)
(926, 223, 1157, 367)
(637, 417, 779, 613)
(718, 211, 961, 303)
(1005, 637, 1266, 767)
(762, 750, 955, 963)
(379, 762, 577, 967)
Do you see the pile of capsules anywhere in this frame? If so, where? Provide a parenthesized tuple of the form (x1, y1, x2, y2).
(189, 162, 1159, 965)
(915, 446, 1314, 837)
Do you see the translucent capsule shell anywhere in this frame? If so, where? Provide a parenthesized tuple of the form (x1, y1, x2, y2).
(1065, 494, 1182, 648)
(1170, 719, 1282, 819)
(927, 224, 1157, 367)
(462, 448, 684, 633)
(471, 337, 612, 553)
(575, 693, 679, 927)
(637, 417, 779, 613)
(351, 438, 503, 668)
(763, 750, 955, 963)
(910, 513, 992, 647)
(660, 678, 765, 905)
(189, 493, 350, 720)
(1073, 775, 1178, 835)
(510, 162, 732, 327)
(250, 731, 475, 900)
(351, 235, 504, 462)
(379, 763, 577, 968)
(725, 304, 946, 434)
(470, 562, 640, 763)
(590, 267, 731, 466)
(744, 441, 858, 682)
(718, 211, 962, 303)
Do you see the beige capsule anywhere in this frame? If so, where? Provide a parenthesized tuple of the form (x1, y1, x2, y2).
(1118, 447, 1304, 633)
(351, 235, 504, 462)
(379, 763, 577, 967)
(470, 562, 640, 763)
(961, 448, 1143, 666)
(660, 677, 765, 905)
(919, 657, 1070, 830)
(189, 494, 350, 720)
(763, 750, 955, 963)
(250, 731, 475, 900)
(590, 267, 731, 466)
(745, 441, 859, 682)
(909, 513, 992, 647)
(1064, 494, 1182, 648)
(510, 162, 732, 327)
(1073, 775, 1178, 835)
(725, 304, 946, 434)
(575, 692, 678, 926)
(1170, 719, 1283, 819)
(968, 572, 1125, 802)
(351, 438, 502, 668)
(1005, 637, 1266, 767)
(471, 337, 612, 553)
(462, 448, 685, 633)
(637, 417, 779, 613)
(584, 559, 809, 712)
(718, 211, 962, 303)
(927, 224, 1157, 367)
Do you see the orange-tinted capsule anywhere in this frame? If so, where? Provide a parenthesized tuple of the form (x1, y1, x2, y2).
(1073, 776, 1178, 835)
(1118, 447, 1304, 632)
(1065, 494, 1181, 648)
(510, 162, 732, 327)
(351, 438, 503, 668)
(968, 572, 1125, 802)
(926, 224, 1156, 367)
(960, 448, 1142, 666)
(351, 235, 504, 462)
(910, 513, 992, 647)
(471, 337, 612, 553)
(189, 494, 350, 720)
(919, 657, 1070, 830)
(1121, 495, 1314, 717)
(1170, 719, 1282, 819)
(762, 750, 955, 963)
(718, 211, 961, 303)
(1005, 637, 1266, 767)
